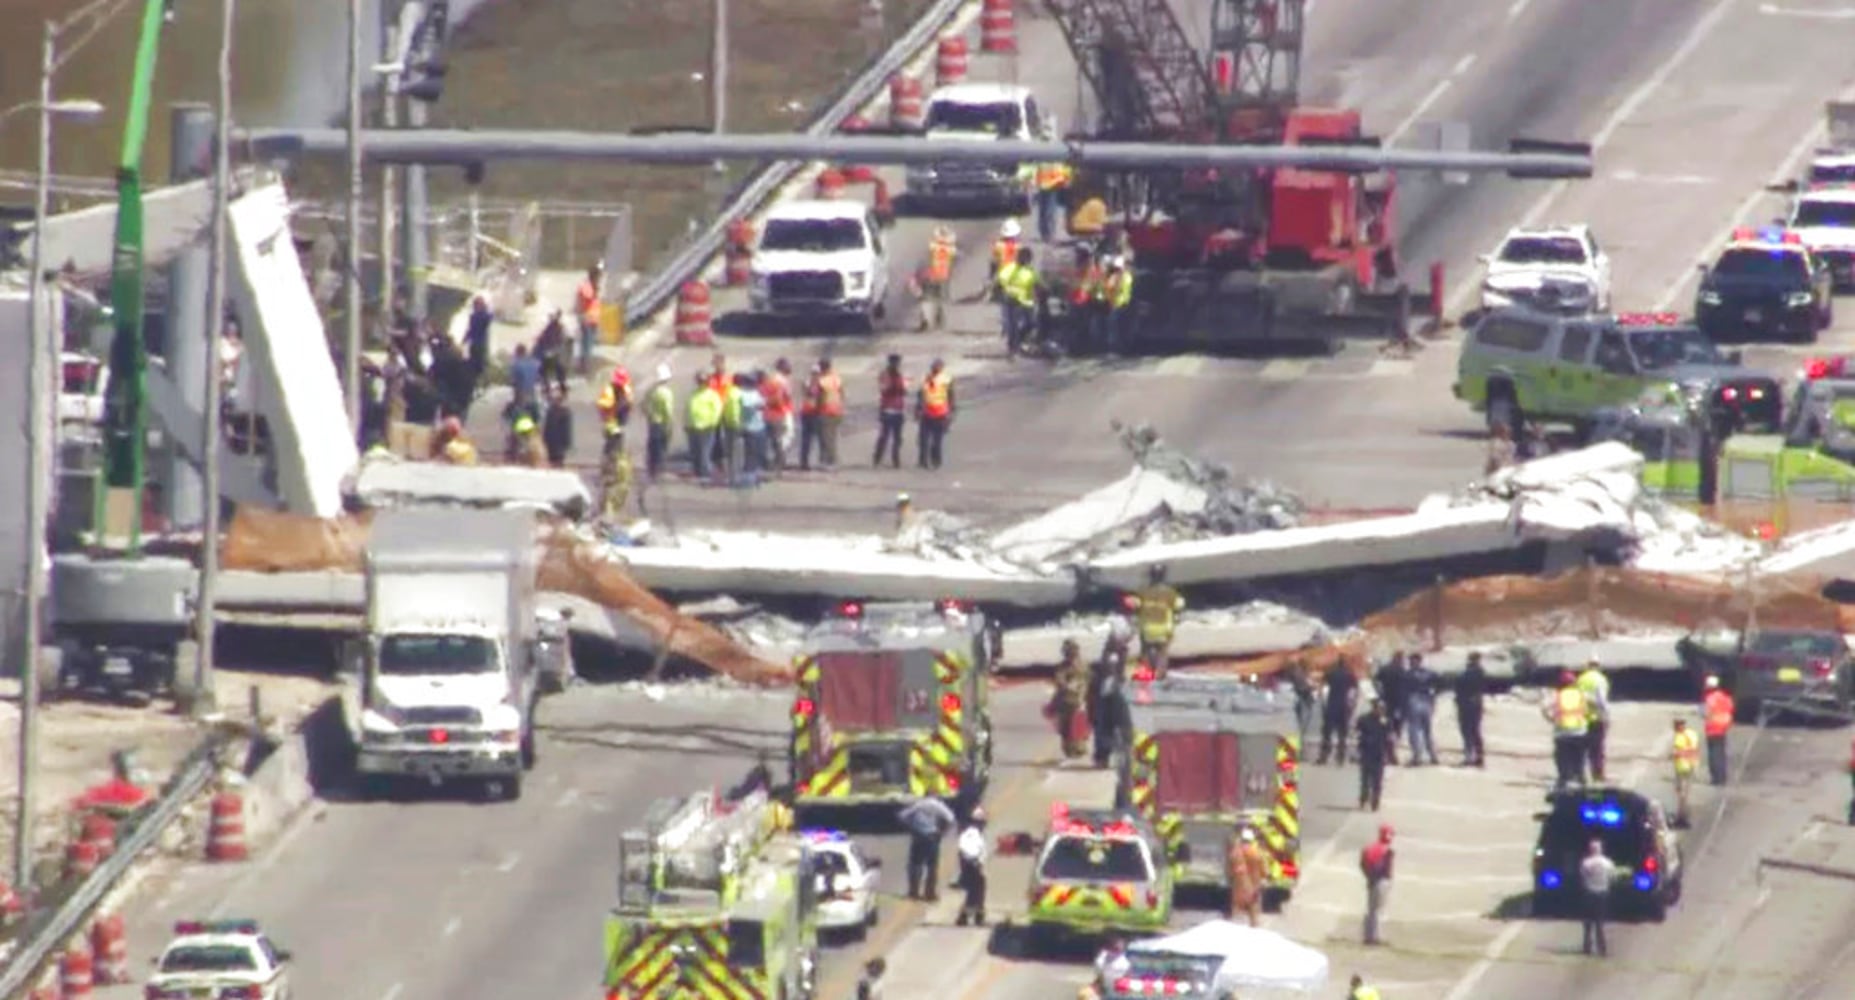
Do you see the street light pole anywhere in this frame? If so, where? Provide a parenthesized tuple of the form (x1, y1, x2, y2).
(16, 17, 56, 896)
(192, 0, 234, 717)
(344, 0, 364, 435)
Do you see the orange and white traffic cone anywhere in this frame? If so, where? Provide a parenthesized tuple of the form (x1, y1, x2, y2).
(936, 35, 968, 88)
(205, 790, 249, 862)
(90, 913, 129, 985)
(980, 0, 1017, 53)
(59, 942, 93, 999)
(674, 282, 715, 347)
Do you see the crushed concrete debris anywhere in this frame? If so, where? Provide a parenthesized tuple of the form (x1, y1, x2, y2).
(1114, 422, 1304, 539)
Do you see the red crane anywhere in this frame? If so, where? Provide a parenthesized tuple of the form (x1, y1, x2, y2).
(1047, 0, 1399, 346)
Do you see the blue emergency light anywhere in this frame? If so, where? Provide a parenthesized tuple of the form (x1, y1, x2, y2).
(1539, 869, 1562, 890)
(1578, 803, 1625, 827)
(1758, 226, 1786, 243)
(1633, 873, 1655, 892)
(800, 829, 849, 844)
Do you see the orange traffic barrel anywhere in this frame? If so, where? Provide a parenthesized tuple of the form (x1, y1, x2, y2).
(62, 839, 100, 882)
(674, 281, 715, 347)
(90, 913, 129, 985)
(889, 74, 925, 130)
(936, 35, 969, 87)
(815, 168, 848, 199)
(724, 220, 755, 287)
(980, 0, 1016, 54)
(205, 790, 248, 862)
(60, 941, 93, 999)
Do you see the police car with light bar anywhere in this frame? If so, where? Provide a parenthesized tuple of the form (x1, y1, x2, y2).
(801, 828, 883, 938)
(1531, 788, 1682, 921)
(1694, 227, 1833, 343)
(145, 920, 294, 1000)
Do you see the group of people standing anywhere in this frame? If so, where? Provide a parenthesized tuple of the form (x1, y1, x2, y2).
(1311, 650, 1489, 812)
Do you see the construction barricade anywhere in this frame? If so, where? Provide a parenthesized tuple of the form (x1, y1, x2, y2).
(674, 282, 715, 347)
(60, 941, 93, 999)
(890, 74, 925, 130)
(206, 788, 249, 862)
(90, 913, 129, 985)
(838, 166, 896, 225)
(724, 220, 755, 287)
(815, 168, 848, 200)
(980, 0, 1016, 53)
(936, 35, 968, 87)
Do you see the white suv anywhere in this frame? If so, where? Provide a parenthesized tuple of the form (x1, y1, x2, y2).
(1479, 224, 1612, 314)
(750, 200, 889, 329)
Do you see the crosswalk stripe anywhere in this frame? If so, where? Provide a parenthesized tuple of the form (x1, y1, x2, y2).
(1258, 359, 1311, 380)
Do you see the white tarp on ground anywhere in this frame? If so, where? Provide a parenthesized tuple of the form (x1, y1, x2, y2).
(229, 183, 357, 517)
(1128, 921, 1328, 994)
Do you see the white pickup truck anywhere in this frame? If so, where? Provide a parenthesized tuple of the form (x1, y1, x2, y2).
(346, 507, 569, 801)
(905, 82, 1043, 213)
(749, 200, 890, 329)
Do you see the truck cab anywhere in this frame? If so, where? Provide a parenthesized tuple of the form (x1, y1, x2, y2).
(348, 508, 564, 801)
(905, 82, 1043, 213)
(749, 200, 890, 329)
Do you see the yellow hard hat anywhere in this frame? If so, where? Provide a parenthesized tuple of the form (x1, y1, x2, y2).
(513, 414, 537, 434)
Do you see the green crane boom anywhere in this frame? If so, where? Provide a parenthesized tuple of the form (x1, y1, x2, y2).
(93, 0, 171, 557)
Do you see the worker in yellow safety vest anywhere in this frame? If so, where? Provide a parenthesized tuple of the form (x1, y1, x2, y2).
(1132, 564, 1184, 679)
(995, 245, 1040, 357)
(1348, 975, 1382, 1000)
(1033, 161, 1074, 243)
(685, 372, 723, 481)
(1670, 717, 1699, 827)
(1099, 256, 1134, 355)
(918, 225, 958, 331)
(596, 366, 634, 452)
(1576, 658, 1612, 781)
(1542, 670, 1589, 790)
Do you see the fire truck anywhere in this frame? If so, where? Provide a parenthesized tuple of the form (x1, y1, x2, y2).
(604, 789, 820, 1000)
(789, 601, 994, 814)
(1115, 675, 1302, 906)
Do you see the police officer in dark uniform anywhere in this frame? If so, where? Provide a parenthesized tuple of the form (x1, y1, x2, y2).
(1319, 657, 1359, 765)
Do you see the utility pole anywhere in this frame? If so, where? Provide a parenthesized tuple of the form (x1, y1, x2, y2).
(403, 96, 430, 321)
(709, 0, 728, 135)
(379, 15, 399, 328)
(193, 0, 234, 717)
(16, 18, 55, 897)
(343, 0, 364, 434)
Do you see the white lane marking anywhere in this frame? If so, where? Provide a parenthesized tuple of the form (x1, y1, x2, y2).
(1439, 731, 1677, 1000)
(1388, 78, 1455, 145)
(1759, 2, 1855, 17)
(1506, 0, 1532, 20)
(443, 916, 463, 937)
(496, 853, 522, 873)
(556, 788, 581, 809)
(1453, 54, 1478, 77)
(382, 985, 405, 1000)
(1610, 169, 1713, 185)
(1448, 0, 1739, 316)
(1367, 357, 1415, 378)
(1652, 85, 1855, 310)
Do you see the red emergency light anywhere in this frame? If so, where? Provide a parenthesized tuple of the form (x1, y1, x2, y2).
(1812, 657, 1836, 677)
(1132, 662, 1157, 683)
(940, 692, 962, 714)
(838, 601, 863, 619)
(1641, 855, 1658, 874)
(428, 728, 450, 745)
(1806, 356, 1847, 379)
(1113, 978, 1194, 997)
(1107, 883, 1135, 908)
(792, 696, 815, 718)
(1616, 311, 1680, 326)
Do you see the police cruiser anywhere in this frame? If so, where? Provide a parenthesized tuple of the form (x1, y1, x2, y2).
(1694, 227, 1833, 343)
(144, 919, 294, 1000)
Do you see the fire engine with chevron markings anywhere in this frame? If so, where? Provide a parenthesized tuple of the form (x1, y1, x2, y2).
(1115, 675, 1303, 907)
(789, 601, 994, 814)
(604, 788, 821, 1000)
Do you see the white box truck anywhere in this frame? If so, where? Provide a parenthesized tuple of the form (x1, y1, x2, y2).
(348, 508, 563, 801)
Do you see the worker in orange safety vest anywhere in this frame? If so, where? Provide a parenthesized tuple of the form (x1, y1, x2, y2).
(803, 359, 845, 470)
(1070, 247, 1106, 352)
(1671, 717, 1699, 828)
(916, 358, 955, 470)
(1033, 160, 1073, 243)
(1542, 671, 1589, 790)
(1702, 675, 1735, 786)
(575, 261, 603, 373)
(917, 226, 958, 331)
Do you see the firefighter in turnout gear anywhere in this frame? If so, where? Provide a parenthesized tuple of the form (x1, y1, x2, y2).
(1545, 671, 1590, 789)
(997, 245, 1040, 357)
(919, 225, 958, 331)
(1227, 826, 1267, 926)
(1051, 639, 1090, 760)
(1133, 565, 1184, 679)
(596, 366, 634, 452)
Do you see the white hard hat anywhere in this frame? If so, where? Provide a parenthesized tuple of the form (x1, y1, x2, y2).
(1001, 219, 1022, 239)
(1705, 675, 1720, 689)
(1109, 616, 1134, 642)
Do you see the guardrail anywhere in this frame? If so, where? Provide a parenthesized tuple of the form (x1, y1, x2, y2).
(0, 734, 224, 997)
(622, 0, 970, 330)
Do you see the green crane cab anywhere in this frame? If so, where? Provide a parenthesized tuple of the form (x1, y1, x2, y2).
(1456, 309, 1768, 435)
(1718, 356, 1855, 503)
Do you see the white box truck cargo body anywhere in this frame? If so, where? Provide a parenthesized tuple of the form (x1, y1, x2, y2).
(352, 508, 546, 800)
